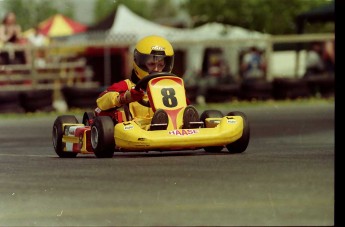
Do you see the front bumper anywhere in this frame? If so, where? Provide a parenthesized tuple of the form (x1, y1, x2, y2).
(114, 116, 244, 151)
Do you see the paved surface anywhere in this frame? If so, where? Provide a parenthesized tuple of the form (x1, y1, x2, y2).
(0, 102, 335, 226)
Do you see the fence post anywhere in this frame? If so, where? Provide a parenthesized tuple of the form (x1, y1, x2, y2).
(30, 46, 38, 89)
(104, 46, 111, 86)
(266, 37, 273, 82)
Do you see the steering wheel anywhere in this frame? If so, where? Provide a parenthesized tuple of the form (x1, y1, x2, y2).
(135, 72, 178, 107)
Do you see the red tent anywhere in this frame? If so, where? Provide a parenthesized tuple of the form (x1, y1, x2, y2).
(38, 14, 87, 37)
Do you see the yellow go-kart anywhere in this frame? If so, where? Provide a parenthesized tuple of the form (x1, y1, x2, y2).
(52, 72, 250, 158)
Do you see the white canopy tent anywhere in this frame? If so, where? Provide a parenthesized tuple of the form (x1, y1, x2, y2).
(107, 4, 271, 83)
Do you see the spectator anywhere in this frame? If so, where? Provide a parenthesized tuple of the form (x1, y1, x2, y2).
(196, 48, 233, 105)
(27, 26, 49, 67)
(27, 26, 47, 47)
(240, 46, 266, 81)
(0, 11, 26, 64)
(322, 40, 335, 76)
(304, 42, 325, 78)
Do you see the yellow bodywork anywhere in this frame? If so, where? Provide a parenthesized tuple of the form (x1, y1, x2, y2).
(58, 75, 246, 154)
(114, 116, 244, 151)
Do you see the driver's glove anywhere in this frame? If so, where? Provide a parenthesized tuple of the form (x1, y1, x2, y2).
(118, 88, 144, 105)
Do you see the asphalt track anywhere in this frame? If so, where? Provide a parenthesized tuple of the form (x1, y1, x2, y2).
(0, 101, 335, 226)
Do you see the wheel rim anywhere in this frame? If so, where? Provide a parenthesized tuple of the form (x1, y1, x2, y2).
(91, 126, 99, 149)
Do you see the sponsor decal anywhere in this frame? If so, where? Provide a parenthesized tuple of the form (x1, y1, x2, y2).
(68, 126, 82, 135)
(151, 45, 165, 51)
(169, 129, 199, 136)
(227, 118, 237, 124)
(94, 107, 102, 114)
(124, 125, 134, 130)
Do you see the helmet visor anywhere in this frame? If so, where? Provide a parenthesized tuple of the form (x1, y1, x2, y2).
(134, 51, 174, 74)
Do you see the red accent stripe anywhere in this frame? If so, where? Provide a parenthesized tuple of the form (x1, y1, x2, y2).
(150, 77, 183, 86)
(165, 108, 183, 129)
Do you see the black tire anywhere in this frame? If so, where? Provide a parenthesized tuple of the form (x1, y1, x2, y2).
(91, 116, 115, 158)
(21, 97, 53, 112)
(67, 99, 98, 109)
(61, 86, 100, 109)
(272, 78, 310, 100)
(82, 111, 96, 126)
(0, 91, 25, 113)
(0, 91, 21, 104)
(206, 83, 240, 103)
(305, 75, 334, 97)
(225, 111, 250, 153)
(52, 115, 79, 158)
(200, 110, 224, 152)
(19, 90, 53, 112)
(239, 79, 273, 101)
(0, 102, 25, 113)
(182, 105, 199, 129)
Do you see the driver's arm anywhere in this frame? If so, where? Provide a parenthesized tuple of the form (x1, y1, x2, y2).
(96, 79, 143, 110)
(96, 80, 131, 110)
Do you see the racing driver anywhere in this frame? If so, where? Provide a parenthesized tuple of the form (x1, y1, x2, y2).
(94, 35, 198, 129)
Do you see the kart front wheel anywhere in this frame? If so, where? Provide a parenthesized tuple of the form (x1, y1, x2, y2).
(225, 111, 250, 153)
(52, 115, 79, 158)
(91, 116, 115, 158)
(200, 110, 224, 152)
(82, 111, 95, 126)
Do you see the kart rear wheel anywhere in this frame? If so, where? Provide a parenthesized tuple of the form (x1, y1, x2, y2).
(52, 115, 79, 158)
(200, 110, 224, 152)
(91, 116, 115, 158)
(82, 111, 95, 126)
(225, 111, 250, 153)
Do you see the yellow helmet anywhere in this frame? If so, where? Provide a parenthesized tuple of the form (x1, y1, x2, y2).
(133, 35, 174, 79)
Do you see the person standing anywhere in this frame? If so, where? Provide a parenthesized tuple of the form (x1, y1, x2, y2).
(304, 42, 325, 78)
(322, 40, 335, 76)
(240, 46, 266, 80)
(27, 26, 49, 67)
(0, 11, 26, 64)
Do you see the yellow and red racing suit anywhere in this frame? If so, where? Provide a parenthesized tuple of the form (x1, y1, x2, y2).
(96, 79, 154, 121)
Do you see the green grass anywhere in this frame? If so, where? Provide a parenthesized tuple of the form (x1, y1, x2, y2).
(198, 96, 334, 108)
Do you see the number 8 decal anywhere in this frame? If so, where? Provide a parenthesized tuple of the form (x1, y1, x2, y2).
(161, 88, 177, 107)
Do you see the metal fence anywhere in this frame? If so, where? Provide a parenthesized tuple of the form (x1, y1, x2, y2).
(0, 33, 334, 91)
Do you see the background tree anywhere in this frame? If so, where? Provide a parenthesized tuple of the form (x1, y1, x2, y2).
(150, 0, 178, 19)
(182, 0, 333, 34)
(1, 0, 334, 35)
(94, 0, 115, 23)
(94, 0, 153, 23)
(2, 0, 74, 30)
(92, 0, 333, 34)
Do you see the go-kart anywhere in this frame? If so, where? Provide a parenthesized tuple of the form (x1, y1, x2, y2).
(52, 72, 250, 158)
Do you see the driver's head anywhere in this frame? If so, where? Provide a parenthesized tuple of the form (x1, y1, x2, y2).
(133, 35, 174, 80)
